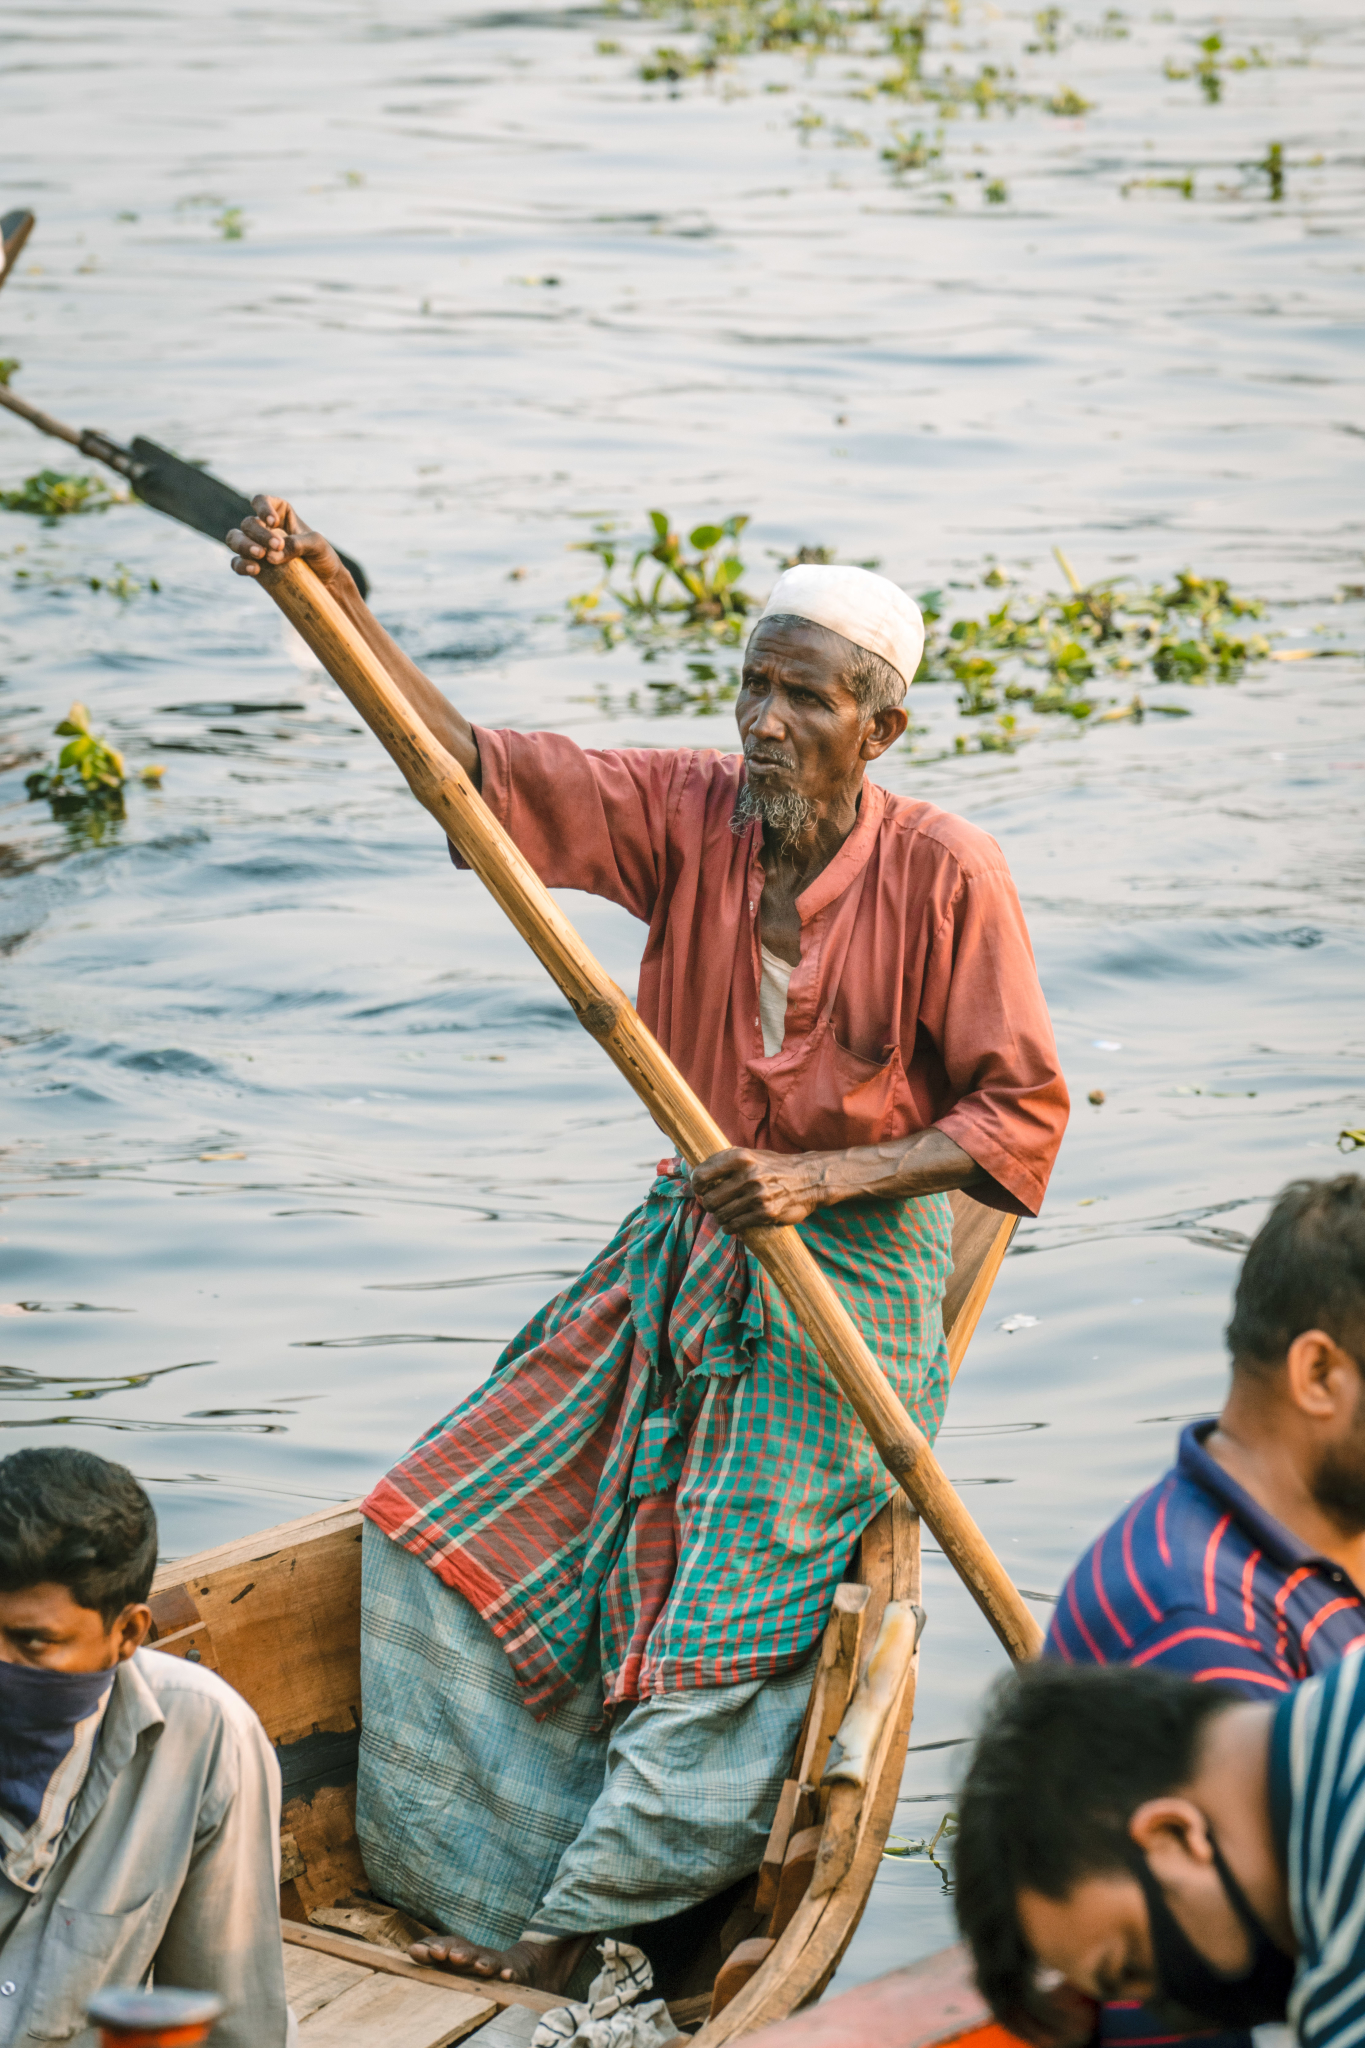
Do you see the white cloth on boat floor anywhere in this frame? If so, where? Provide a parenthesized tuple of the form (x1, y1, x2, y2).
(532, 1941, 674, 2048)
(356, 1523, 815, 1945)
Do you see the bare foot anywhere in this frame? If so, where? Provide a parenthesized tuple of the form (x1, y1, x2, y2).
(409, 1930, 593, 1991)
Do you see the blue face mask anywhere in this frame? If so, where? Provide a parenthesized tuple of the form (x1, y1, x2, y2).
(0, 1659, 117, 1830)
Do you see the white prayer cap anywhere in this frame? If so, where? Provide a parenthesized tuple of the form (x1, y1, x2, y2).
(754, 563, 925, 689)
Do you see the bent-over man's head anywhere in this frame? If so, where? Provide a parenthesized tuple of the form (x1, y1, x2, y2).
(1222, 1173, 1365, 1525)
(955, 1662, 1294, 2045)
(734, 564, 923, 850)
(0, 1446, 158, 1673)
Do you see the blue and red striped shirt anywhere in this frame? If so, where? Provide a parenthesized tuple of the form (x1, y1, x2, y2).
(1044, 1419, 1365, 1690)
(1045, 1419, 1365, 2048)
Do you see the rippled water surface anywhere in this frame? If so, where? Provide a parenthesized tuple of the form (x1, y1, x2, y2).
(2, 0, 1363, 1986)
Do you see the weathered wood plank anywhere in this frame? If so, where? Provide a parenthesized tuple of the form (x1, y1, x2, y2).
(281, 1923, 560, 2013)
(297, 1972, 494, 2048)
(283, 1944, 373, 2020)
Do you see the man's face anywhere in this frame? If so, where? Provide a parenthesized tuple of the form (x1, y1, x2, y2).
(1018, 1871, 1160, 2006)
(0, 1581, 149, 1673)
(735, 617, 894, 809)
(1018, 1824, 1259, 2010)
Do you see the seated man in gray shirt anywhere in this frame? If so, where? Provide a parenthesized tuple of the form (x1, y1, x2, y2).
(0, 1447, 288, 2048)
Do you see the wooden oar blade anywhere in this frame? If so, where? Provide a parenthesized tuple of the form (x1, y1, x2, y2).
(127, 437, 370, 597)
(0, 210, 35, 294)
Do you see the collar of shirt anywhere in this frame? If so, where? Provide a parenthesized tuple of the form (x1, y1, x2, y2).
(740, 779, 888, 927)
(1178, 1419, 1363, 1596)
(52, 1657, 166, 1878)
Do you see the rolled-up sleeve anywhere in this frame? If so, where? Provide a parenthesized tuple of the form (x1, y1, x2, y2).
(451, 727, 691, 923)
(926, 865, 1069, 1216)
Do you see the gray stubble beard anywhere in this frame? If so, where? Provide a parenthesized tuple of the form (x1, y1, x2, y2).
(730, 779, 819, 852)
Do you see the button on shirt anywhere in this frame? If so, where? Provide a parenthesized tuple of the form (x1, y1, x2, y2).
(457, 734, 1069, 1215)
(1045, 1420, 1365, 1688)
(0, 1650, 287, 2048)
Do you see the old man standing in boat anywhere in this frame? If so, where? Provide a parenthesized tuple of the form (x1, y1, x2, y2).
(228, 502, 1069, 1992)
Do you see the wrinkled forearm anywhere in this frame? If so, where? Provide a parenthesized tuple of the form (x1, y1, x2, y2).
(801, 1127, 986, 1209)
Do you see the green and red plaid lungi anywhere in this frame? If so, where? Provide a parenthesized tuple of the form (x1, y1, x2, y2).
(362, 1164, 952, 1713)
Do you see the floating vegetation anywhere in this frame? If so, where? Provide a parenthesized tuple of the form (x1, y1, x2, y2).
(881, 126, 942, 174)
(1260, 138, 1285, 199)
(1, 470, 122, 522)
(88, 563, 160, 601)
(0, 358, 18, 387)
(26, 704, 128, 815)
(1164, 31, 1267, 104)
(175, 193, 248, 240)
(1045, 84, 1091, 115)
(1121, 171, 1194, 199)
(569, 520, 1277, 747)
(568, 510, 755, 648)
(917, 550, 1272, 752)
(883, 1812, 957, 1888)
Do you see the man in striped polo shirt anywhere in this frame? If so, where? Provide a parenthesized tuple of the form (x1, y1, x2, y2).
(1044, 1174, 1365, 2046)
(955, 1655, 1365, 2048)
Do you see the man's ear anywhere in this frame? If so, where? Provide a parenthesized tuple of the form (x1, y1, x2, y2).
(1284, 1330, 1359, 1424)
(861, 705, 909, 758)
(1129, 1797, 1215, 1877)
(112, 1603, 153, 1663)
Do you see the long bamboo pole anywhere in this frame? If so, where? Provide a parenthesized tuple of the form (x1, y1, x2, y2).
(254, 557, 1043, 1664)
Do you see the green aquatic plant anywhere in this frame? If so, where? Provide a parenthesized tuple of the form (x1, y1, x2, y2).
(89, 563, 160, 601)
(1, 470, 121, 522)
(1164, 32, 1267, 104)
(1121, 171, 1194, 198)
(916, 550, 1271, 747)
(0, 358, 19, 387)
(1252, 140, 1285, 197)
(880, 126, 942, 173)
(26, 703, 127, 813)
(568, 509, 755, 647)
(213, 206, 247, 240)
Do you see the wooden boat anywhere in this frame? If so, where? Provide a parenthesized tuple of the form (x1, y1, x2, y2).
(147, 1193, 1016, 2048)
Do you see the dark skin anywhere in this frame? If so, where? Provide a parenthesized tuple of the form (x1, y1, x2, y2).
(1206, 1330, 1365, 1588)
(1019, 1701, 1295, 2024)
(229, 501, 986, 1985)
(0, 1582, 151, 1673)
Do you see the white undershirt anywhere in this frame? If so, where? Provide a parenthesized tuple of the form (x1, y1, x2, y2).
(758, 943, 795, 1057)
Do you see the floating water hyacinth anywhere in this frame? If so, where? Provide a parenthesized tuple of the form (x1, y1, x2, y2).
(568, 509, 755, 648)
(25, 703, 164, 816)
(1, 470, 122, 521)
(918, 550, 1272, 750)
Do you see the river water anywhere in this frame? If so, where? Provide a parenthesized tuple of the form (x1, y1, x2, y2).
(2, 0, 1363, 1987)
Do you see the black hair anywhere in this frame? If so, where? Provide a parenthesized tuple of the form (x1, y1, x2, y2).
(0, 1446, 158, 1626)
(749, 613, 907, 714)
(954, 1662, 1232, 2038)
(1226, 1175, 1365, 1375)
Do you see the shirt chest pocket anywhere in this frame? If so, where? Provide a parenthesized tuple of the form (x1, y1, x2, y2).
(771, 1028, 915, 1151)
(25, 1893, 164, 2042)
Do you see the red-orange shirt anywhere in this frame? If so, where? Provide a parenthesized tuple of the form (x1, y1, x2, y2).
(462, 730, 1069, 1215)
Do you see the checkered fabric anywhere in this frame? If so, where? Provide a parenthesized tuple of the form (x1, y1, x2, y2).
(357, 1524, 817, 1945)
(362, 1164, 951, 1711)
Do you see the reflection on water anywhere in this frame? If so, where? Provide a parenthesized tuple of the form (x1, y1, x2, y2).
(1, 0, 1363, 1988)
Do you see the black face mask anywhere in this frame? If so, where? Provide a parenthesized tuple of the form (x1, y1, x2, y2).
(1129, 1834, 1296, 2030)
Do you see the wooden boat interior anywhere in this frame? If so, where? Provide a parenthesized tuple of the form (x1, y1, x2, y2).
(146, 1192, 1016, 2046)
